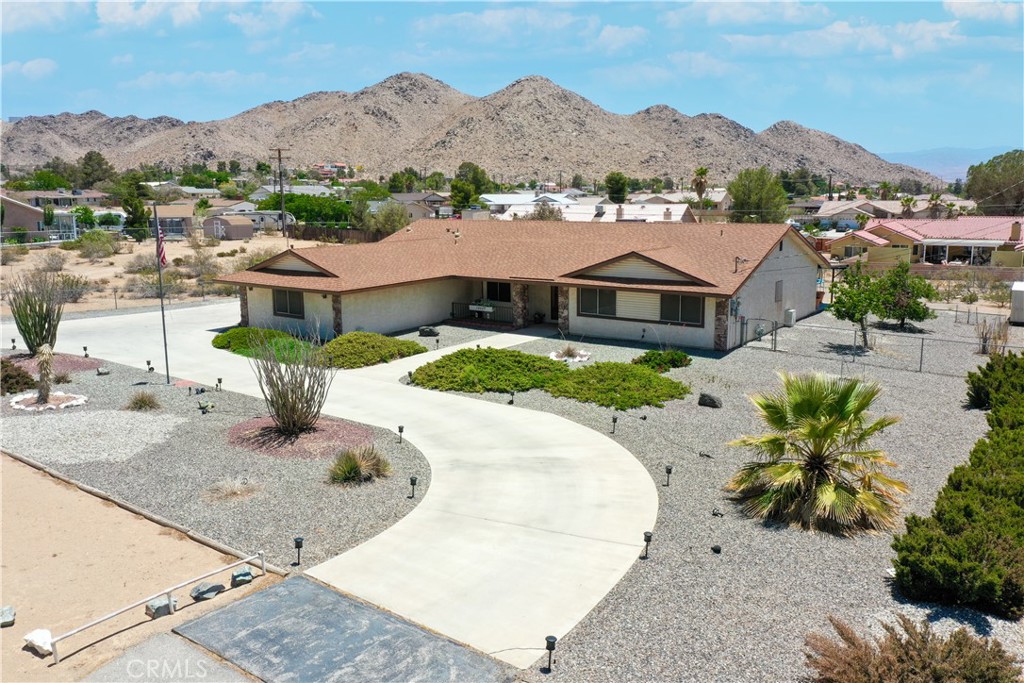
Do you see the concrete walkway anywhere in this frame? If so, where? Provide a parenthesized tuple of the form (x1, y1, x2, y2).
(27, 303, 658, 669)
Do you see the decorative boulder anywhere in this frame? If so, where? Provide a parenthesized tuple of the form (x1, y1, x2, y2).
(189, 582, 224, 602)
(1, 605, 15, 627)
(231, 567, 254, 587)
(24, 629, 53, 656)
(418, 326, 439, 337)
(698, 392, 723, 409)
(145, 595, 177, 618)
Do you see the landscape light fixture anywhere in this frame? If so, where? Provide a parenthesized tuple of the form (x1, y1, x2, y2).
(544, 635, 557, 672)
(642, 531, 652, 559)
(611, 415, 618, 434)
(216, 378, 222, 391)
(409, 476, 418, 499)
(711, 545, 722, 554)
(664, 464, 673, 487)
(10, 339, 15, 350)
(408, 371, 413, 380)
(293, 537, 304, 565)
(83, 346, 89, 358)
(435, 339, 440, 349)
(146, 360, 154, 373)
(508, 390, 515, 405)
(398, 425, 404, 444)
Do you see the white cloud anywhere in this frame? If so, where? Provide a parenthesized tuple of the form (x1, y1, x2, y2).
(663, 1, 831, 28)
(597, 25, 648, 53)
(666, 51, 735, 77)
(2, 58, 58, 80)
(412, 7, 589, 43)
(118, 69, 265, 90)
(724, 19, 963, 59)
(943, 1, 1022, 22)
(2, 1, 88, 33)
(96, 1, 203, 29)
(227, 2, 316, 38)
(278, 42, 335, 65)
(111, 53, 134, 66)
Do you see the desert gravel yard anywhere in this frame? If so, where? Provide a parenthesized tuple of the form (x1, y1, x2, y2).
(0, 355, 430, 569)
(410, 312, 1024, 681)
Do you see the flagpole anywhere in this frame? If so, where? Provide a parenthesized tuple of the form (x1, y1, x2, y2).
(153, 203, 171, 385)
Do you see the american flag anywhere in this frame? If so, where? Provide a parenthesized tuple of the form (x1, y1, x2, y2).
(157, 226, 167, 268)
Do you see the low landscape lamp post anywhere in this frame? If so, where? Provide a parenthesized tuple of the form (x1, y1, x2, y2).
(10, 339, 15, 350)
(642, 531, 652, 559)
(293, 537, 304, 565)
(409, 476, 418, 499)
(146, 360, 154, 373)
(83, 346, 89, 358)
(216, 378, 222, 391)
(611, 415, 618, 434)
(398, 425, 404, 444)
(544, 635, 557, 672)
(664, 464, 673, 487)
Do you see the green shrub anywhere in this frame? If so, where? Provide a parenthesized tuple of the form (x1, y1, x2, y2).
(211, 327, 308, 360)
(329, 445, 392, 484)
(411, 348, 568, 393)
(962, 291, 979, 304)
(966, 352, 1024, 409)
(1, 359, 37, 395)
(546, 362, 690, 410)
(39, 250, 68, 272)
(804, 613, 1021, 682)
(74, 229, 117, 260)
(57, 273, 92, 303)
(123, 253, 159, 274)
(320, 332, 427, 369)
(125, 391, 161, 411)
(631, 349, 692, 373)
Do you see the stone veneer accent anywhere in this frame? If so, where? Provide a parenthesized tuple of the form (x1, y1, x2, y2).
(332, 294, 343, 337)
(239, 287, 249, 326)
(512, 284, 529, 329)
(714, 299, 729, 351)
(558, 286, 570, 334)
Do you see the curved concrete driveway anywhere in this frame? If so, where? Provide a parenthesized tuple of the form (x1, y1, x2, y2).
(28, 303, 658, 668)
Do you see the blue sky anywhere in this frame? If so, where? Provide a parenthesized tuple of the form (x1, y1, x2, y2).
(2, 1, 1022, 155)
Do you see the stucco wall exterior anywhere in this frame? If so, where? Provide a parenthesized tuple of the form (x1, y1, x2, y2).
(733, 233, 820, 347)
(566, 288, 717, 348)
(341, 279, 473, 334)
(247, 287, 336, 339)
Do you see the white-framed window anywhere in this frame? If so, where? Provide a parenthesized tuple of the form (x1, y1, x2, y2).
(272, 289, 304, 319)
(579, 288, 616, 316)
(660, 294, 703, 324)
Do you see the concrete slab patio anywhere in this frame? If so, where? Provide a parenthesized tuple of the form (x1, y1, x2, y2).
(24, 302, 659, 669)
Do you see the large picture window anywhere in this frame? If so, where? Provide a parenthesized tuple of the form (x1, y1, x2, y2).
(485, 281, 512, 303)
(272, 289, 304, 318)
(579, 288, 617, 316)
(660, 294, 703, 324)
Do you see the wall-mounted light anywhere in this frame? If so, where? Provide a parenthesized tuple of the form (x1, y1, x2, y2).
(322, 294, 327, 299)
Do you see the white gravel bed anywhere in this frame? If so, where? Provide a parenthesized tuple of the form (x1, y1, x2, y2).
(0, 357, 430, 569)
(409, 312, 1023, 681)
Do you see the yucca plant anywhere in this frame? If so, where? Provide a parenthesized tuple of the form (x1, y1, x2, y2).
(726, 372, 908, 535)
(8, 271, 65, 355)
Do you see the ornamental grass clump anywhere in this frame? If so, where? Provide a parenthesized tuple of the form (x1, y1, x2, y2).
(320, 331, 426, 368)
(329, 445, 392, 484)
(125, 391, 161, 411)
(726, 372, 907, 536)
(8, 271, 65, 355)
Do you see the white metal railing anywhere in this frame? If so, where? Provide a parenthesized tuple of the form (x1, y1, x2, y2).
(49, 552, 265, 664)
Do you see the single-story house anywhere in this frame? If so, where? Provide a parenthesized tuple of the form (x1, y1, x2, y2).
(207, 198, 257, 215)
(249, 184, 337, 201)
(175, 185, 222, 199)
(202, 215, 255, 240)
(828, 217, 1023, 266)
(216, 220, 828, 352)
(17, 188, 110, 208)
(497, 203, 698, 223)
(390, 192, 447, 210)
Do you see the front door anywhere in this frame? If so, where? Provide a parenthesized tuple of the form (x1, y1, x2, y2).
(550, 286, 559, 323)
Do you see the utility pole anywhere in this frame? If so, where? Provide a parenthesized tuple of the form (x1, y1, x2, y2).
(270, 148, 290, 247)
(828, 173, 833, 201)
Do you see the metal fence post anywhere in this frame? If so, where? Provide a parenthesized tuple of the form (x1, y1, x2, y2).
(166, 591, 175, 614)
(260, 552, 267, 577)
(919, 338, 925, 373)
(52, 642, 60, 665)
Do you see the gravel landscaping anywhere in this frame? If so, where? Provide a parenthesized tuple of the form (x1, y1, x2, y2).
(0, 354, 430, 569)
(406, 311, 1023, 681)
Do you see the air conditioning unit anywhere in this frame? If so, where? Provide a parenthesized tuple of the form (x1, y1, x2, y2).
(1010, 281, 1024, 325)
(784, 308, 797, 327)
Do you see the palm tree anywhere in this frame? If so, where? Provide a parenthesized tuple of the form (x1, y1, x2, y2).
(900, 196, 917, 218)
(927, 192, 943, 219)
(691, 167, 709, 204)
(726, 373, 907, 536)
(855, 212, 870, 230)
(878, 182, 894, 201)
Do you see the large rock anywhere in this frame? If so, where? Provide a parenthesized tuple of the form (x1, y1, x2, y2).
(0, 605, 15, 627)
(698, 392, 723, 409)
(145, 595, 177, 618)
(190, 582, 224, 601)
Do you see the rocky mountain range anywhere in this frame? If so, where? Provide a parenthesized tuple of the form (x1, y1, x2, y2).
(1, 72, 940, 186)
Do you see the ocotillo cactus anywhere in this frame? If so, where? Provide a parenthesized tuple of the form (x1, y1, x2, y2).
(36, 343, 54, 404)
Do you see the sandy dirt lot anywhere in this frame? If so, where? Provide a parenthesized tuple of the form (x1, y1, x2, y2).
(0, 233, 315, 317)
(1, 454, 279, 683)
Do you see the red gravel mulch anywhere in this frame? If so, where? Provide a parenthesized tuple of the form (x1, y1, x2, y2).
(8, 353, 104, 374)
(227, 416, 374, 459)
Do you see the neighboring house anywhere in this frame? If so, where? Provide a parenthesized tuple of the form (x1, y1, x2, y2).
(216, 220, 827, 351)
(629, 190, 732, 211)
(390, 192, 447, 210)
(827, 217, 1023, 266)
(18, 188, 110, 208)
(202, 215, 255, 240)
(479, 192, 576, 214)
(0, 192, 113, 241)
(249, 184, 337, 201)
(497, 203, 697, 223)
(149, 203, 195, 236)
(222, 210, 295, 230)
(175, 185, 222, 199)
(207, 198, 257, 215)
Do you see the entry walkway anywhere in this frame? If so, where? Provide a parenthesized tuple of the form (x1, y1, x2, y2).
(33, 303, 658, 669)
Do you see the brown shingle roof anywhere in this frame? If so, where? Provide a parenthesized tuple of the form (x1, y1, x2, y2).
(217, 220, 824, 297)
